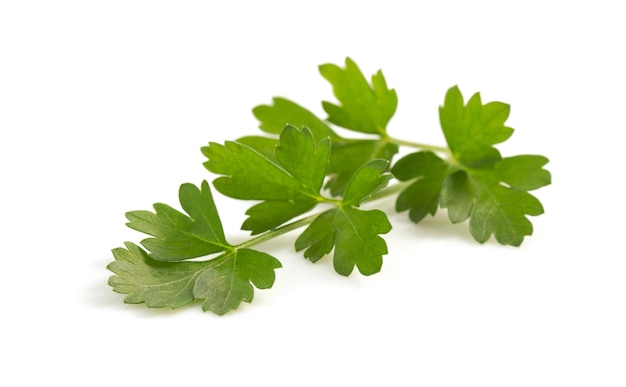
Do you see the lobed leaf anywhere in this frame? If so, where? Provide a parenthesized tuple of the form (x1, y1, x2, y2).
(108, 242, 209, 308)
(392, 151, 449, 223)
(252, 97, 340, 140)
(235, 135, 279, 162)
(125, 181, 230, 261)
(202, 140, 305, 200)
(320, 57, 397, 135)
(439, 86, 513, 167)
(295, 159, 393, 276)
(326, 140, 398, 196)
(440, 170, 474, 223)
(342, 159, 392, 206)
(495, 155, 551, 191)
(108, 243, 282, 315)
(194, 248, 282, 315)
(202, 126, 330, 234)
(469, 183, 544, 246)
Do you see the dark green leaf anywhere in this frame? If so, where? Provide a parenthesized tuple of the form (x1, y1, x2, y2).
(108, 242, 209, 309)
(440, 170, 474, 223)
(194, 248, 282, 315)
(125, 181, 230, 261)
(332, 207, 391, 276)
(295, 207, 391, 276)
(294, 210, 336, 263)
(326, 140, 398, 196)
(469, 183, 544, 246)
(295, 160, 392, 276)
(392, 151, 449, 223)
(108, 243, 282, 315)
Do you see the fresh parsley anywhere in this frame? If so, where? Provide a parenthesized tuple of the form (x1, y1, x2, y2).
(107, 58, 551, 315)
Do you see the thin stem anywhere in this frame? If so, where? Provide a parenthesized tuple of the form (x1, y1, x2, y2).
(234, 212, 320, 250)
(363, 179, 416, 203)
(231, 135, 453, 251)
(233, 180, 419, 251)
(386, 135, 449, 154)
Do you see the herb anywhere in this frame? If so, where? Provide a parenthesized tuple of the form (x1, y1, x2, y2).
(107, 58, 551, 315)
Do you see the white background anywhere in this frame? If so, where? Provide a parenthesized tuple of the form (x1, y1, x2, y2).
(1, 1, 624, 386)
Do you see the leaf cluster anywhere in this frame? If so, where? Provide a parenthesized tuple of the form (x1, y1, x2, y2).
(107, 58, 551, 315)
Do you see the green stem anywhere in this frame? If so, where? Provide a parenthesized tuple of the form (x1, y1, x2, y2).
(231, 135, 453, 251)
(233, 179, 419, 251)
(234, 213, 320, 250)
(364, 180, 415, 203)
(386, 135, 450, 154)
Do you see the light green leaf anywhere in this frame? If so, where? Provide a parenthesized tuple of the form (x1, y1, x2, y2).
(275, 125, 330, 193)
(343, 159, 392, 206)
(433, 86, 550, 245)
(202, 126, 330, 234)
(202, 140, 305, 200)
(235, 135, 278, 162)
(439, 86, 513, 167)
(252, 97, 340, 140)
(495, 155, 551, 191)
(320, 57, 397, 135)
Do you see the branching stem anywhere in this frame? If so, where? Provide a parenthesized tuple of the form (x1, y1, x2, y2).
(234, 213, 320, 250)
(233, 179, 418, 251)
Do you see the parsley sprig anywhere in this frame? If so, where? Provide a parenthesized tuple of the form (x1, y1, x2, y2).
(108, 58, 551, 315)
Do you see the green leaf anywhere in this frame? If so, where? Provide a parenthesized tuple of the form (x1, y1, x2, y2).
(434, 86, 551, 245)
(111, 180, 283, 315)
(295, 160, 392, 276)
(252, 97, 340, 140)
(320, 57, 397, 135)
(342, 159, 392, 206)
(235, 135, 278, 162)
(125, 181, 230, 261)
(194, 248, 282, 315)
(440, 170, 474, 223)
(326, 140, 398, 196)
(107, 243, 282, 315)
(392, 151, 449, 223)
(469, 183, 544, 246)
(108, 242, 210, 309)
(202, 125, 330, 234)
(296, 207, 391, 276)
(439, 86, 513, 167)
(495, 155, 551, 191)
(202, 139, 305, 201)
(275, 125, 330, 193)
